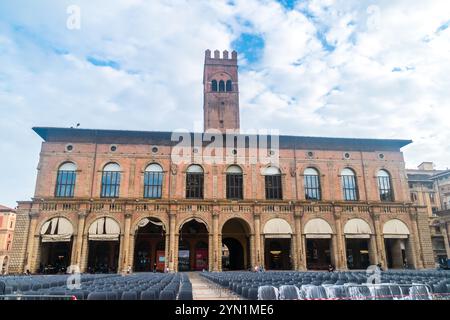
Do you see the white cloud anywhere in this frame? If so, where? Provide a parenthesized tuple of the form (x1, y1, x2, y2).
(0, 0, 449, 207)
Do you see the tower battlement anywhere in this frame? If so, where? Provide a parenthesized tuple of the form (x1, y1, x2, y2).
(205, 49, 238, 65)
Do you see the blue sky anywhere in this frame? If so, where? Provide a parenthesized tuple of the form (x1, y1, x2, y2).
(0, 0, 450, 207)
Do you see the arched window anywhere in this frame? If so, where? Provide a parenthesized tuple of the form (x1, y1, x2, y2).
(144, 163, 163, 199)
(263, 166, 282, 200)
(304, 168, 321, 200)
(341, 168, 358, 201)
(55, 162, 77, 197)
(219, 80, 225, 92)
(101, 163, 121, 198)
(226, 80, 232, 92)
(377, 169, 394, 202)
(186, 165, 204, 199)
(226, 165, 243, 199)
(211, 80, 218, 92)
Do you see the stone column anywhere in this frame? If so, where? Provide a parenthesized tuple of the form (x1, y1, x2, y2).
(122, 213, 132, 272)
(168, 212, 176, 271)
(117, 234, 124, 273)
(331, 234, 338, 268)
(443, 222, 450, 260)
(72, 212, 87, 268)
(212, 212, 219, 271)
(368, 235, 378, 265)
(24, 212, 39, 273)
(254, 213, 262, 268)
(129, 232, 136, 270)
(249, 234, 256, 269)
(80, 235, 89, 273)
(409, 212, 422, 269)
(217, 232, 223, 271)
(334, 210, 347, 270)
(372, 210, 387, 269)
(208, 234, 213, 271)
(174, 234, 179, 272)
(294, 212, 303, 270)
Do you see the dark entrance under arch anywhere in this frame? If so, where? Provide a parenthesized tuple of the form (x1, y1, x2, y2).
(88, 241, 119, 273)
(264, 238, 291, 270)
(178, 220, 208, 271)
(221, 218, 250, 270)
(306, 238, 331, 270)
(134, 218, 166, 272)
(39, 241, 72, 274)
(222, 238, 244, 270)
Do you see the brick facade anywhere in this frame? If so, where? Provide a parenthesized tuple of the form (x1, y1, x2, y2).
(8, 50, 435, 274)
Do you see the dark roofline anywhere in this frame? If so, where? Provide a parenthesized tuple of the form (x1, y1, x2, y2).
(431, 170, 450, 180)
(32, 127, 412, 152)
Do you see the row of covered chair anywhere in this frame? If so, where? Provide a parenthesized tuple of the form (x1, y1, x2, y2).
(0, 273, 193, 300)
(201, 270, 450, 300)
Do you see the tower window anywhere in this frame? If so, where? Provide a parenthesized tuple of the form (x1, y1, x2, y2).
(226, 80, 232, 92)
(219, 80, 225, 92)
(211, 80, 218, 92)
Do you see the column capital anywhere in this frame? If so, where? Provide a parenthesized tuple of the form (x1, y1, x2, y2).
(409, 211, 418, 221)
(78, 211, 88, 218)
(28, 211, 39, 219)
(168, 211, 177, 218)
(294, 210, 303, 218)
(370, 211, 381, 221)
(212, 210, 220, 217)
(124, 212, 133, 219)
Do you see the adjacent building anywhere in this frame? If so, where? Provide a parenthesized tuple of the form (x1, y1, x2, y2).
(407, 162, 450, 265)
(8, 50, 435, 274)
(0, 205, 16, 274)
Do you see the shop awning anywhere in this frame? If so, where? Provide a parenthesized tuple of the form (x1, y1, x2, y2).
(304, 218, 333, 239)
(40, 217, 74, 242)
(344, 218, 372, 239)
(89, 217, 120, 241)
(263, 218, 292, 238)
(383, 219, 410, 239)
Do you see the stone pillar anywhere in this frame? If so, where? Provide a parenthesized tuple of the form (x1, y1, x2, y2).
(117, 234, 124, 273)
(329, 234, 337, 268)
(334, 211, 347, 270)
(442, 222, 450, 259)
(372, 210, 387, 268)
(24, 212, 39, 273)
(294, 213, 305, 270)
(208, 234, 213, 271)
(71, 212, 86, 268)
(212, 212, 219, 271)
(254, 213, 262, 268)
(122, 213, 132, 272)
(250, 234, 256, 269)
(168, 212, 176, 271)
(218, 232, 223, 271)
(80, 235, 89, 273)
(129, 232, 136, 270)
(174, 234, 179, 272)
(368, 235, 378, 265)
(409, 212, 422, 269)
